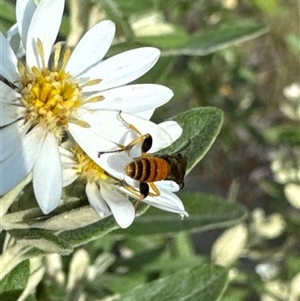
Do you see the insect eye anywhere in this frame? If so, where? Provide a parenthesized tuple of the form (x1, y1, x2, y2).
(142, 134, 152, 153)
(139, 182, 149, 198)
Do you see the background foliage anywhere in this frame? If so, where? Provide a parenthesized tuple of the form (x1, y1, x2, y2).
(0, 0, 299, 300)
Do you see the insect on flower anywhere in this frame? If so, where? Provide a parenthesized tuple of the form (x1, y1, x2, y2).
(98, 112, 188, 203)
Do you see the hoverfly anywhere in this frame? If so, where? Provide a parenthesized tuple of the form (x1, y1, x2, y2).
(98, 112, 187, 201)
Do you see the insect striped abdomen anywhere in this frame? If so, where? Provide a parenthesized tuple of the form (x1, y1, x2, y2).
(125, 157, 171, 182)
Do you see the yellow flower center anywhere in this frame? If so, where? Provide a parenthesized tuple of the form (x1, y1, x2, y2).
(18, 40, 103, 140)
(72, 145, 109, 182)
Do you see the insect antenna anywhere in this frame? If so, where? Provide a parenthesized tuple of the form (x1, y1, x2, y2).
(0, 75, 18, 90)
(98, 147, 124, 157)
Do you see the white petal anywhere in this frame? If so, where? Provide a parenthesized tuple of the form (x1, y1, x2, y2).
(0, 125, 45, 195)
(0, 81, 21, 103)
(62, 169, 78, 187)
(0, 119, 25, 162)
(59, 146, 75, 161)
(66, 20, 116, 77)
(135, 109, 155, 120)
(26, 0, 64, 68)
(86, 181, 110, 218)
(82, 84, 173, 113)
(16, 0, 36, 49)
(68, 122, 117, 166)
(60, 154, 76, 169)
(33, 131, 62, 214)
(144, 189, 188, 217)
(155, 180, 180, 192)
(6, 23, 18, 41)
(0, 32, 19, 82)
(0, 103, 26, 126)
(158, 121, 183, 143)
(81, 47, 160, 92)
(101, 182, 135, 228)
(59, 146, 77, 170)
(6, 23, 26, 58)
(97, 152, 131, 180)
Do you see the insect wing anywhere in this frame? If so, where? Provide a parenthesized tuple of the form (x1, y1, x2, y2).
(128, 139, 143, 158)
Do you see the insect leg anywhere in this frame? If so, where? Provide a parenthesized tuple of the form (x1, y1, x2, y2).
(147, 182, 161, 197)
(118, 111, 153, 153)
(97, 142, 127, 157)
(120, 181, 148, 208)
(97, 134, 151, 157)
(98, 111, 152, 157)
(134, 182, 161, 208)
(118, 111, 143, 136)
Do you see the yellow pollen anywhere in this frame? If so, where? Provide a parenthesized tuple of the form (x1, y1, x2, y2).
(81, 79, 102, 88)
(17, 60, 26, 75)
(19, 40, 104, 138)
(72, 145, 109, 182)
(40, 83, 51, 101)
(83, 95, 105, 105)
(62, 48, 71, 70)
(37, 38, 46, 69)
(53, 42, 63, 70)
(70, 119, 91, 128)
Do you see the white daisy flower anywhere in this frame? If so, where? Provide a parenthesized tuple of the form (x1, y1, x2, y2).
(1, 0, 173, 214)
(60, 144, 135, 229)
(61, 115, 188, 228)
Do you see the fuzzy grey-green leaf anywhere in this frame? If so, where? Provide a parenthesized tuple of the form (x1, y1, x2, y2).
(10, 229, 73, 255)
(57, 203, 148, 247)
(116, 264, 228, 301)
(58, 214, 119, 247)
(161, 107, 223, 174)
(162, 22, 268, 56)
(0, 260, 29, 301)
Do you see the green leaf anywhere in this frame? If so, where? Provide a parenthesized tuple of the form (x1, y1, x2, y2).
(116, 264, 229, 301)
(252, 0, 281, 15)
(100, 257, 207, 295)
(58, 212, 118, 247)
(264, 125, 300, 146)
(0, 260, 29, 301)
(161, 107, 223, 175)
(114, 192, 248, 235)
(148, 256, 208, 278)
(112, 0, 153, 15)
(285, 34, 300, 54)
(221, 286, 250, 301)
(59, 15, 71, 38)
(24, 296, 38, 301)
(10, 229, 73, 255)
(135, 26, 190, 49)
(99, 0, 135, 40)
(0, 1, 15, 33)
(57, 203, 148, 247)
(162, 22, 268, 56)
(137, 56, 177, 83)
(110, 246, 166, 273)
(285, 253, 300, 281)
